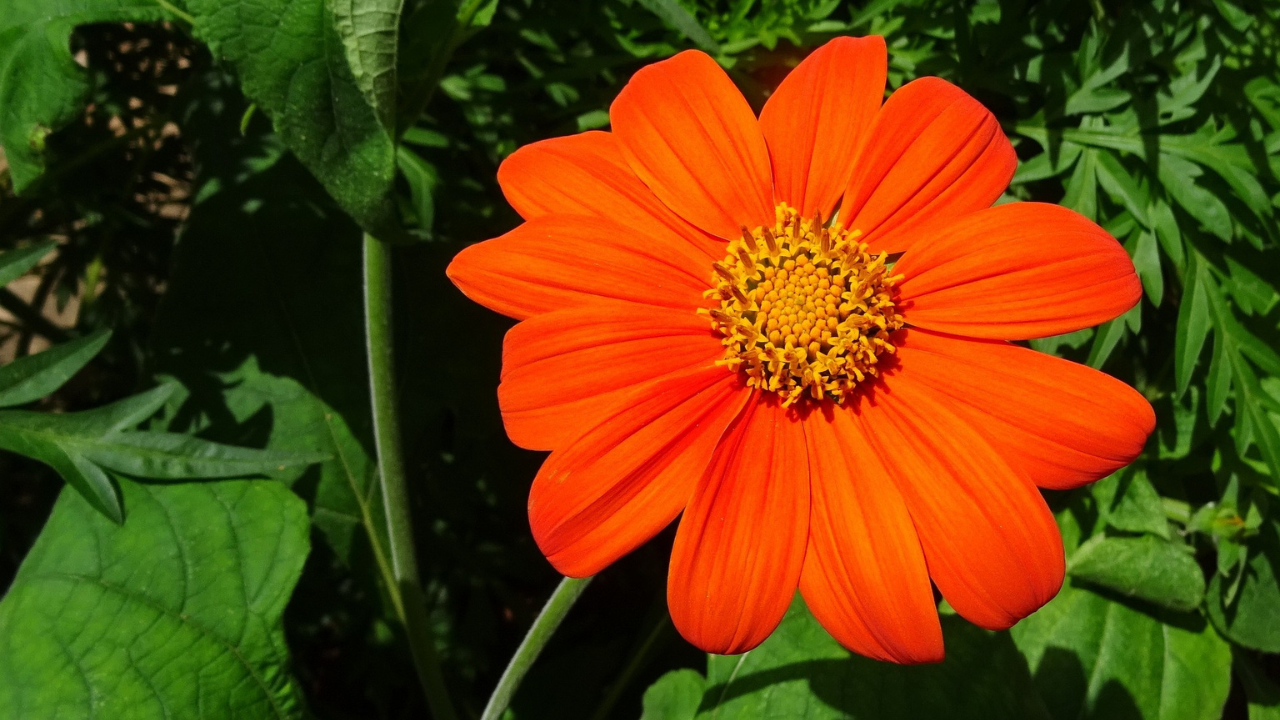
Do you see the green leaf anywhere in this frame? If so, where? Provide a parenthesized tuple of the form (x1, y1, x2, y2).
(185, 0, 400, 234)
(690, 596, 1048, 719)
(1062, 147, 1099, 221)
(0, 329, 110, 407)
(1205, 330, 1233, 426)
(1012, 580, 1231, 720)
(641, 669, 705, 720)
(1157, 154, 1232, 242)
(635, 0, 722, 53)
(1095, 151, 1150, 226)
(1174, 253, 1212, 398)
(0, 384, 175, 522)
(1206, 520, 1280, 653)
(1068, 535, 1205, 611)
(1125, 230, 1163, 306)
(397, 145, 439, 235)
(0, 2, 168, 191)
(0, 476, 308, 719)
(0, 239, 56, 286)
(74, 431, 328, 479)
(1092, 469, 1170, 539)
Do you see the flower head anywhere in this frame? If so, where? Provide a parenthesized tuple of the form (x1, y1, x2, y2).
(448, 36, 1155, 662)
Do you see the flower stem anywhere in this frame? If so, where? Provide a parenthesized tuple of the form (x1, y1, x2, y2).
(480, 576, 593, 720)
(363, 232, 458, 720)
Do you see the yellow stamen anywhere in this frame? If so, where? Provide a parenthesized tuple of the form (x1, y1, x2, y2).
(704, 203, 904, 406)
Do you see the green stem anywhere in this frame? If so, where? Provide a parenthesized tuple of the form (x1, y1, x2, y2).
(480, 577, 593, 720)
(363, 233, 458, 720)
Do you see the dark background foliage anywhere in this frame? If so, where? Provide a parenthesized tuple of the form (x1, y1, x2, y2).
(1, 0, 1278, 718)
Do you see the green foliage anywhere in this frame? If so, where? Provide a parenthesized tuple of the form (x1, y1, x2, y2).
(1011, 580, 1232, 720)
(0, 476, 309, 719)
(1, 0, 1279, 717)
(0, 0, 169, 191)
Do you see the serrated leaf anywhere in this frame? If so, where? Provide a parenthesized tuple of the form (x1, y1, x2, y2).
(642, 669, 705, 720)
(185, 0, 399, 234)
(0, 476, 308, 719)
(1206, 520, 1280, 653)
(1095, 151, 1150, 226)
(636, 0, 722, 53)
(1174, 253, 1212, 398)
(1068, 535, 1205, 611)
(0, 329, 110, 407)
(0, 2, 168, 191)
(690, 596, 1047, 719)
(0, 239, 56, 286)
(1157, 154, 1232, 241)
(1011, 581, 1231, 720)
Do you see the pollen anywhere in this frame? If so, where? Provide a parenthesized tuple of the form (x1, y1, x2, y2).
(701, 204, 905, 406)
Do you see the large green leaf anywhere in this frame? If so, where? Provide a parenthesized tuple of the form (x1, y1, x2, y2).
(185, 0, 400, 234)
(0, 476, 309, 719)
(1206, 519, 1280, 653)
(678, 597, 1048, 719)
(1010, 580, 1232, 720)
(0, 1, 168, 191)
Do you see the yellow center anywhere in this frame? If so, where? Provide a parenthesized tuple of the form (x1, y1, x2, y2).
(702, 204, 904, 406)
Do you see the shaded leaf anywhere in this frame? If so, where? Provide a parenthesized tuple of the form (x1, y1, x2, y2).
(0, 239, 56, 286)
(1174, 253, 1212, 398)
(0, 2, 167, 191)
(1206, 520, 1280, 653)
(0, 329, 110, 407)
(186, 0, 399, 234)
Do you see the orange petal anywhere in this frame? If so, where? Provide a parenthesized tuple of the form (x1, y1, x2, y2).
(530, 363, 749, 578)
(500, 301, 723, 451)
(854, 376, 1065, 630)
(799, 404, 943, 664)
(446, 215, 713, 320)
(760, 36, 886, 220)
(838, 77, 1015, 254)
(895, 329, 1155, 489)
(894, 202, 1142, 339)
(611, 50, 774, 240)
(497, 131, 724, 259)
(668, 396, 809, 654)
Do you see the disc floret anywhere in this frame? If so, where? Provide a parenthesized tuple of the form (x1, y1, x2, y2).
(702, 204, 904, 405)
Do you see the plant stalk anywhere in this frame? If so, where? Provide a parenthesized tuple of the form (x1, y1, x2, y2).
(363, 232, 458, 720)
(480, 576, 593, 720)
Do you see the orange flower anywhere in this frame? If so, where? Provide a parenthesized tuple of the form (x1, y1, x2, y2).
(447, 36, 1155, 662)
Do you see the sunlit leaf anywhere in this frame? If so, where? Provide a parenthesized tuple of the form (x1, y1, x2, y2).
(0, 477, 309, 719)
